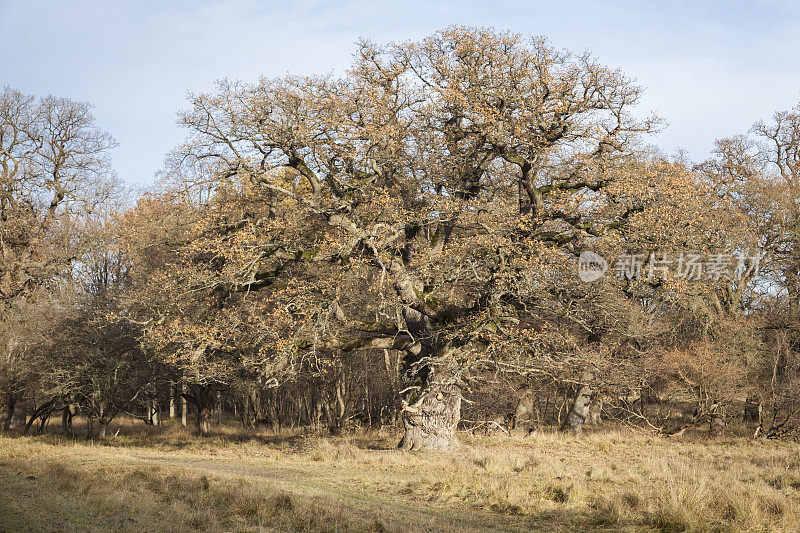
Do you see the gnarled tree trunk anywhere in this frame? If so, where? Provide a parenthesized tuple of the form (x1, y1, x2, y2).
(510, 387, 538, 434)
(561, 382, 594, 435)
(393, 261, 464, 451)
(191, 385, 215, 436)
(399, 362, 462, 450)
(400, 385, 461, 450)
(181, 383, 215, 435)
(709, 402, 726, 438)
(197, 406, 212, 435)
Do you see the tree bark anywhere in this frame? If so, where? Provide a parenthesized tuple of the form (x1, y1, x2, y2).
(149, 398, 160, 426)
(61, 404, 75, 434)
(197, 406, 212, 435)
(561, 382, 594, 435)
(169, 384, 176, 419)
(85, 416, 109, 439)
(2, 395, 16, 431)
(399, 366, 461, 451)
(180, 383, 187, 427)
(392, 262, 463, 450)
(709, 403, 726, 438)
(216, 391, 222, 426)
(96, 402, 111, 438)
(589, 398, 603, 425)
(189, 385, 215, 436)
(327, 377, 347, 434)
(510, 388, 537, 433)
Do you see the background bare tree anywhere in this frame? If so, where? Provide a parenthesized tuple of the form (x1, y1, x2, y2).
(0, 86, 119, 430)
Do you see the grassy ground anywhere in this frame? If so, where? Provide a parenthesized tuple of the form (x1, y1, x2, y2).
(1, 422, 799, 532)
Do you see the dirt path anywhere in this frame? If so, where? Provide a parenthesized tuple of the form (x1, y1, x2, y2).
(123, 451, 535, 532)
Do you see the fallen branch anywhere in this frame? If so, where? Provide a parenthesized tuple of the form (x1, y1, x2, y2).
(459, 419, 510, 436)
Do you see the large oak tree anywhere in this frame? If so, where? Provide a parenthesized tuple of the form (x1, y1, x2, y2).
(128, 27, 733, 448)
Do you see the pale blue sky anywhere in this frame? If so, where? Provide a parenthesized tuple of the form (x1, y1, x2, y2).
(2, 0, 799, 187)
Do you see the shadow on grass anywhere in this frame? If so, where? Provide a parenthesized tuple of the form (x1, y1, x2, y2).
(1, 416, 401, 454)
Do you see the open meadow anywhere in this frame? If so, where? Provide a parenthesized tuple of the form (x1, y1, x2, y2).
(2, 421, 800, 532)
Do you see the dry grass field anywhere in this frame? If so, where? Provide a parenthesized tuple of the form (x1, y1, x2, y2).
(1, 422, 800, 532)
